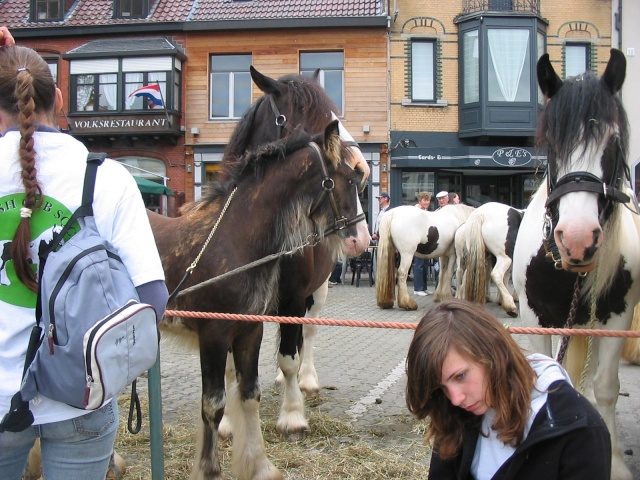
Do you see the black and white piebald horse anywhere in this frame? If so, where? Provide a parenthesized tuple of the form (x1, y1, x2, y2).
(455, 202, 523, 317)
(513, 49, 640, 480)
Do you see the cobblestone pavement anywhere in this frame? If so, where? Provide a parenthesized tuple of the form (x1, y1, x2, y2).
(151, 272, 640, 477)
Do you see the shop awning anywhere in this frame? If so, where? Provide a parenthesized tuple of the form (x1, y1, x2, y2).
(134, 176, 174, 196)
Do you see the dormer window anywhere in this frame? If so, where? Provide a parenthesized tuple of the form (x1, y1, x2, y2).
(115, 0, 149, 19)
(31, 0, 62, 22)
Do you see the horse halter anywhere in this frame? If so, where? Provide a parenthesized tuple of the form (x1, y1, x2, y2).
(267, 94, 362, 154)
(306, 141, 366, 237)
(542, 135, 633, 269)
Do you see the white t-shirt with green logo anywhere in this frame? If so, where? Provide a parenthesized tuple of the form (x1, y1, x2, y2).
(0, 130, 165, 424)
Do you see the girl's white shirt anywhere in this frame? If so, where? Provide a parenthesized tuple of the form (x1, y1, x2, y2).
(470, 353, 572, 480)
(0, 130, 165, 424)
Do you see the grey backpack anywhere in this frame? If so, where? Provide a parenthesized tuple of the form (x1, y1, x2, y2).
(0, 153, 158, 432)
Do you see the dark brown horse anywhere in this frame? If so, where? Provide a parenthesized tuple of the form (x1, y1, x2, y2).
(152, 121, 369, 479)
(213, 67, 370, 443)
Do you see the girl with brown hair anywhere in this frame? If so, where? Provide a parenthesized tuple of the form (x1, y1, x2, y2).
(406, 299, 611, 480)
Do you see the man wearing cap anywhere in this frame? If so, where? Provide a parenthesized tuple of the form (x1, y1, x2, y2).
(436, 190, 449, 209)
(372, 192, 390, 242)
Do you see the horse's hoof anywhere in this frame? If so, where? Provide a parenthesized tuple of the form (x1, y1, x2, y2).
(399, 303, 418, 311)
(377, 301, 394, 309)
(300, 384, 320, 396)
(506, 311, 518, 318)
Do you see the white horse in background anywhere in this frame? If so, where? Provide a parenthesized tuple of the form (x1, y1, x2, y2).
(455, 202, 523, 317)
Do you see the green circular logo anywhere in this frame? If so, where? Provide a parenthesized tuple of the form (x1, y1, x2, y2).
(0, 194, 77, 308)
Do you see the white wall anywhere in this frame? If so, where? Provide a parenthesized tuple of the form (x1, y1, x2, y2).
(614, 0, 640, 191)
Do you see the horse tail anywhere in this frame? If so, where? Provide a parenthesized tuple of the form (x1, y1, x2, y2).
(622, 303, 640, 365)
(462, 215, 488, 305)
(376, 212, 396, 309)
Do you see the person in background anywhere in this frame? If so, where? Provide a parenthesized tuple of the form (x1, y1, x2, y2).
(448, 191, 461, 204)
(432, 190, 450, 283)
(436, 190, 449, 209)
(371, 192, 390, 242)
(371, 192, 391, 282)
(412, 191, 432, 297)
(328, 259, 343, 286)
(0, 40, 168, 479)
(406, 299, 611, 480)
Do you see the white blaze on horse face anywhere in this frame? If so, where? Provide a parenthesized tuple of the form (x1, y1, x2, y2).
(553, 137, 609, 271)
(342, 193, 371, 257)
(331, 112, 371, 186)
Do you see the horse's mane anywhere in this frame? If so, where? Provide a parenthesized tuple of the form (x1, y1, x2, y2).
(537, 71, 629, 165)
(203, 128, 315, 205)
(220, 73, 339, 182)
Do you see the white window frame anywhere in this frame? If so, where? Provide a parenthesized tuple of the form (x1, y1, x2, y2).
(209, 54, 252, 120)
(411, 39, 436, 102)
(565, 43, 590, 78)
(300, 51, 345, 115)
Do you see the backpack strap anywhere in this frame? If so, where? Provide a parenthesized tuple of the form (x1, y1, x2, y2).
(39, 152, 106, 262)
(79, 152, 107, 219)
(36, 153, 107, 325)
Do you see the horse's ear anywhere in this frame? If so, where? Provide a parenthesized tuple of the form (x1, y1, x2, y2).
(324, 120, 341, 164)
(602, 49, 626, 95)
(250, 65, 287, 96)
(311, 69, 321, 84)
(537, 53, 563, 99)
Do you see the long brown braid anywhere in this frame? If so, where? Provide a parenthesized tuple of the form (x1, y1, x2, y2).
(0, 46, 56, 291)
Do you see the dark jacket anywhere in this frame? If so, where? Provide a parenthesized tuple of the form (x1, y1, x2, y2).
(428, 380, 611, 480)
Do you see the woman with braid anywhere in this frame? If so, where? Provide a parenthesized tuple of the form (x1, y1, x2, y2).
(0, 40, 168, 478)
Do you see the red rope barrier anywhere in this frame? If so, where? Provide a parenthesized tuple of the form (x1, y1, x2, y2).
(164, 310, 640, 337)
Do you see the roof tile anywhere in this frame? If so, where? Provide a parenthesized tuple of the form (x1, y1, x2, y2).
(1, 0, 383, 29)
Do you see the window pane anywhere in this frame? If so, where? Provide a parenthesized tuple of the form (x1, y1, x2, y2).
(211, 72, 230, 117)
(210, 54, 251, 118)
(401, 172, 435, 206)
(537, 31, 545, 103)
(47, 61, 57, 84)
(463, 30, 479, 104)
(76, 75, 95, 111)
(36, 0, 59, 20)
(323, 70, 343, 113)
(300, 52, 343, 70)
(412, 41, 434, 101)
(487, 29, 530, 102)
(299, 52, 344, 114)
(211, 54, 252, 72)
(98, 74, 118, 111)
(565, 45, 587, 78)
(233, 72, 251, 117)
(125, 72, 144, 110)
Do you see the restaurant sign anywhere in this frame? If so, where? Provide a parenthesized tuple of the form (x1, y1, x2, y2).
(67, 113, 181, 136)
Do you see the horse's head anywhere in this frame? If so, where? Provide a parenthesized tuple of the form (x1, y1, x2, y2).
(247, 66, 370, 188)
(537, 49, 630, 273)
(305, 120, 371, 257)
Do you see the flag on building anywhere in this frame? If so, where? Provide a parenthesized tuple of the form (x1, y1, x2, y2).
(128, 84, 164, 108)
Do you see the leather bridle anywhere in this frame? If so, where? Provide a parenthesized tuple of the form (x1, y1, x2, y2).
(306, 141, 366, 237)
(542, 135, 634, 269)
(268, 94, 366, 237)
(545, 135, 630, 211)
